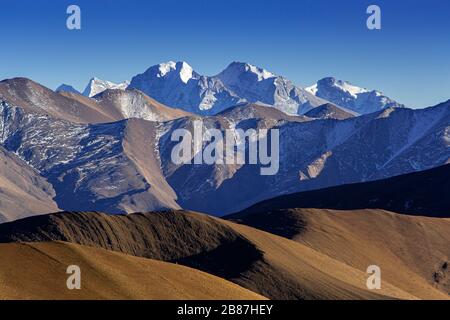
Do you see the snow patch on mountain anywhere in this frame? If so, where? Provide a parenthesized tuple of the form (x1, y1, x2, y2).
(307, 79, 369, 99)
(306, 77, 405, 114)
(217, 62, 275, 84)
(82, 77, 129, 97)
(156, 61, 194, 84)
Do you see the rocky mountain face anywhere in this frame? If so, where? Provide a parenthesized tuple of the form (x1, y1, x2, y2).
(0, 101, 180, 217)
(0, 76, 448, 217)
(230, 163, 450, 218)
(92, 88, 191, 122)
(0, 145, 58, 222)
(306, 77, 405, 114)
(155, 102, 450, 214)
(0, 78, 114, 123)
(0, 78, 189, 124)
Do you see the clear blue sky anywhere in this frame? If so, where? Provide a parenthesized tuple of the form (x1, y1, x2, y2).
(0, 0, 449, 108)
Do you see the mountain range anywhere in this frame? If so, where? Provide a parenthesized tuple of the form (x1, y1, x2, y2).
(1, 150, 449, 299)
(0, 72, 448, 218)
(57, 61, 405, 116)
(0, 60, 449, 300)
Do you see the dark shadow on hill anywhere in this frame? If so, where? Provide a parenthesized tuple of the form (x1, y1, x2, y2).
(229, 164, 450, 219)
(0, 211, 264, 289)
(172, 237, 263, 279)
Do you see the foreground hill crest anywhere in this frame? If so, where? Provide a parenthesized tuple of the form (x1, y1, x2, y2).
(1, 210, 448, 300)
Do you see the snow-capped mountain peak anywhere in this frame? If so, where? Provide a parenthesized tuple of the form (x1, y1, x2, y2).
(327, 77, 368, 97)
(217, 61, 276, 83)
(149, 61, 197, 84)
(82, 77, 129, 98)
(306, 77, 369, 98)
(129, 61, 240, 114)
(305, 83, 318, 95)
(306, 77, 405, 114)
(128, 61, 328, 115)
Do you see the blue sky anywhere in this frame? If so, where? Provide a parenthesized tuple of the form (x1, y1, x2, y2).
(0, 0, 449, 108)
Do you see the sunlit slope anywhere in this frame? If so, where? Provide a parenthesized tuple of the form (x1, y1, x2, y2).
(229, 208, 450, 299)
(0, 211, 420, 300)
(0, 241, 266, 300)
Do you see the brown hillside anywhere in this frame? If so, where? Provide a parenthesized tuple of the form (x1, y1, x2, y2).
(0, 210, 425, 300)
(0, 241, 265, 300)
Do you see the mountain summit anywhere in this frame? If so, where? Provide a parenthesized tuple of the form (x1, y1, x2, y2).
(215, 62, 327, 114)
(82, 77, 129, 97)
(151, 61, 197, 84)
(55, 84, 80, 95)
(306, 77, 405, 114)
(217, 61, 276, 83)
(128, 61, 243, 114)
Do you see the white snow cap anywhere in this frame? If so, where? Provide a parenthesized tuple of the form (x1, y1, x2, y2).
(82, 77, 129, 97)
(219, 62, 276, 82)
(156, 61, 194, 84)
(308, 77, 369, 98)
(305, 84, 318, 95)
(330, 78, 369, 98)
(305, 77, 405, 114)
(157, 61, 177, 77)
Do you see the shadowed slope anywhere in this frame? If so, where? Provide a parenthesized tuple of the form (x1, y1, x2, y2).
(237, 164, 450, 217)
(0, 241, 265, 300)
(0, 211, 246, 261)
(0, 211, 422, 300)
